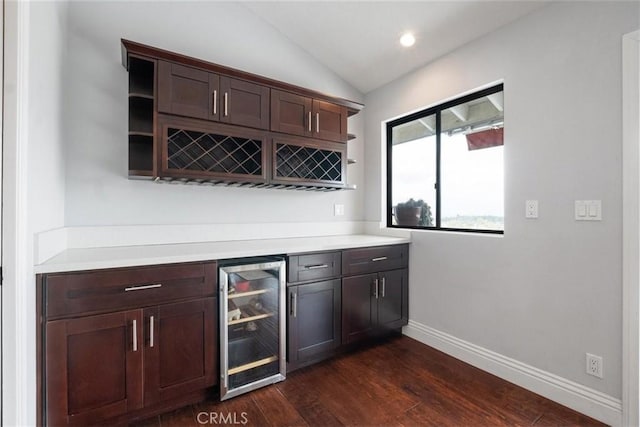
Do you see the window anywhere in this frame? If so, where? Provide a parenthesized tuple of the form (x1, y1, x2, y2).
(387, 84, 504, 233)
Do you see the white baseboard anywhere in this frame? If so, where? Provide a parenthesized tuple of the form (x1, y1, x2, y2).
(403, 320, 622, 427)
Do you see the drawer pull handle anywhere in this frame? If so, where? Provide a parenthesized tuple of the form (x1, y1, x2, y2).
(124, 284, 162, 292)
(372, 256, 388, 262)
(374, 278, 379, 299)
(305, 264, 328, 270)
(132, 319, 138, 352)
(150, 316, 155, 348)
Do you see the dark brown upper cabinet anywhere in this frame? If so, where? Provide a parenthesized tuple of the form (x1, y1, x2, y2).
(271, 89, 348, 143)
(122, 39, 363, 189)
(158, 61, 269, 130)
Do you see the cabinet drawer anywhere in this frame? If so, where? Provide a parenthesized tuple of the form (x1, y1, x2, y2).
(45, 262, 217, 319)
(288, 251, 341, 284)
(342, 245, 408, 276)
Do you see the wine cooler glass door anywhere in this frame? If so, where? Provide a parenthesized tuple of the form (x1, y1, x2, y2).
(220, 260, 286, 400)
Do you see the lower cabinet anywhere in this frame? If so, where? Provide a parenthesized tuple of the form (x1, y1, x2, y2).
(143, 298, 217, 405)
(342, 268, 408, 344)
(40, 261, 218, 426)
(287, 279, 341, 367)
(45, 298, 217, 426)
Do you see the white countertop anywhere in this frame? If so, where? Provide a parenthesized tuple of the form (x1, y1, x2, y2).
(35, 234, 410, 274)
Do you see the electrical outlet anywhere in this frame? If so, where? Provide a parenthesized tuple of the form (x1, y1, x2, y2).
(586, 353, 603, 378)
(525, 200, 538, 218)
(334, 204, 345, 216)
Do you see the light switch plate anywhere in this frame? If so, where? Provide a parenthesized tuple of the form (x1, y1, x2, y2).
(575, 200, 601, 221)
(334, 204, 345, 216)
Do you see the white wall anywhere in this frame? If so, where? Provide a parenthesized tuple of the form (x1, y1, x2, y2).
(3, 1, 68, 425)
(364, 1, 638, 400)
(63, 1, 364, 227)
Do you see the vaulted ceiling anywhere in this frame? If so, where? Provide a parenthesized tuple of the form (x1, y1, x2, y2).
(243, 1, 549, 94)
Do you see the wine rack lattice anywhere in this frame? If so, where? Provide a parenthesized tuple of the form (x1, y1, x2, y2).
(275, 143, 342, 182)
(167, 128, 262, 176)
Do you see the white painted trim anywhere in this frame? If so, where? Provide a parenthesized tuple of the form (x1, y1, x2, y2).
(622, 29, 640, 427)
(403, 320, 622, 427)
(2, 1, 30, 425)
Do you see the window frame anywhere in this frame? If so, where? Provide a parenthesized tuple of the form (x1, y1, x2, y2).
(386, 83, 504, 234)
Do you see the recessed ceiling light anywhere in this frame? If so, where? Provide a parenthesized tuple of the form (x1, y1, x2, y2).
(400, 33, 415, 47)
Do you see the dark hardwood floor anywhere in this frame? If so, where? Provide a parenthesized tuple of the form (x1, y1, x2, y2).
(133, 336, 606, 427)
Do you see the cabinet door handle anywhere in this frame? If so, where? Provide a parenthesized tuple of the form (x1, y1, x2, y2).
(291, 292, 297, 317)
(305, 264, 328, 270)
(372, 256, 388, 262)
(308, 111, 312, 132)
(381, 277, 386, 298)
(374, 278, 379, 299)
(316, 112, 320, 133)
(132, 319, 138, 352)
(224, 92, 228, 117)
(212, 90, 217, 115)
(125, 283, 162, 292)
(149, 315, 155, 348)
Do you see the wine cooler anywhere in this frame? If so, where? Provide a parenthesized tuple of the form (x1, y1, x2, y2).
(219, 257, 286, 400)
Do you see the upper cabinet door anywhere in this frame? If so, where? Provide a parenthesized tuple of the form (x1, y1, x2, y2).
(158, 61, 219, 121)
(270, 89, 313, 137)
(220, 77, 270, 130)
(313, 100, 348, 143)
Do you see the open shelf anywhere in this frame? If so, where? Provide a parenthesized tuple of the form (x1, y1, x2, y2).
(128, 56, 154, 97)
(129, 134, 154, 173)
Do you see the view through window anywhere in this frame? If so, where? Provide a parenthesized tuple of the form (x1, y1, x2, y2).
(387, 84, 504, 233)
